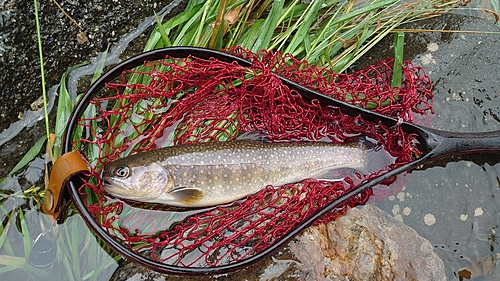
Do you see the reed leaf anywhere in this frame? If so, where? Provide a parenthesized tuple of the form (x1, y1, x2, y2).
(391, 31, 404, 88)
(18, 209, 31, 259)
(0, 136, 46, 185)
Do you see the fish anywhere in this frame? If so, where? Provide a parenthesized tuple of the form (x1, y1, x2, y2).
(101, 139, 369, 208)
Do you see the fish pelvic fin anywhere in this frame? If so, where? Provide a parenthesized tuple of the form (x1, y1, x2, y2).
(167, 187, 205, 206)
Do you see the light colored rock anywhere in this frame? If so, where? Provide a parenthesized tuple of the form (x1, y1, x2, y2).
(290, 204, 446, 281)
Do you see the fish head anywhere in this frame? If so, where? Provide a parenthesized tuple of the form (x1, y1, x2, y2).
(101, 161, 173, 202)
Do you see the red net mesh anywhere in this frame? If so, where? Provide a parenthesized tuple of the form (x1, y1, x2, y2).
(71, 47, 433, 268)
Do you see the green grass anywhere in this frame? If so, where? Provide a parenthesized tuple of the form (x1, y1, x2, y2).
(146, 0, 464, 71)
(34, 0, 50, 147)
(391, 31, 404, 88)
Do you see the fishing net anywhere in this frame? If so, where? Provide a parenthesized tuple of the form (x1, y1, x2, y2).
(69, 47, 433, 269)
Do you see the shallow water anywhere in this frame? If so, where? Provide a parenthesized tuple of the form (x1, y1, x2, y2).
(368, 12, 500, 281)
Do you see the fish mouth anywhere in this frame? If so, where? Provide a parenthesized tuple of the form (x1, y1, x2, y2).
(101, 178, 156, 202)
(100, 176, 116, 190)
(101, 180, 115, 191)
(101, 179, 130, 197)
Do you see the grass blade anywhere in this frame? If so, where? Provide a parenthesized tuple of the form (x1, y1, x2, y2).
(237, 19, 265, 49)
(53, 63, 88, 159)
(172, 3, 206, 46)
(154, 12, 172, 47)
(160, 3, 204, 48)
(92, 48, 108, 83)
(283, 0, 322, 54)
(0, 265, 19, 275)
(18, 209, 31, 259)
(0, 135, 47, 185)
(24, 263, 53, 279)
(391, 31, 404, 88)
(34, 0, 50, 143)
(71, 218, 81, 277)
(0, 207, 16, 253)
(250, 0, 285, 53)
(0, 255, 26, 267)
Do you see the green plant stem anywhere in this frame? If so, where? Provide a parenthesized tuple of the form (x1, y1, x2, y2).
(34, 0, 50, 152)
(391, 31, 404, 88)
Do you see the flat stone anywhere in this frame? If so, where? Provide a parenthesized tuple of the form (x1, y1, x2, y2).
(290, 204, 446, 281)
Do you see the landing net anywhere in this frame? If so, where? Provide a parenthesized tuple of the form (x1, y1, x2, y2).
(70, 47, 433, 268)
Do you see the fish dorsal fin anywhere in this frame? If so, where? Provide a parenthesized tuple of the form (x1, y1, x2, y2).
(167, 187, 204, 205)
(236, 131, 271, 142)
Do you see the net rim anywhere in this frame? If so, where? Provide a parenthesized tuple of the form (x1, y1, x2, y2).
(62, 46, 432, 275)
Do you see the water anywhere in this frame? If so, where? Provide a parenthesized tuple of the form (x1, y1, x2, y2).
(367, 10, 500, 280)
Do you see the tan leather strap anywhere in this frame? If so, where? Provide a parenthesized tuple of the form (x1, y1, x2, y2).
(42, 151, 88, 221)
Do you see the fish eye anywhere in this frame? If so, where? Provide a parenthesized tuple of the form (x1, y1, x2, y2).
(113, 166, 130, 178)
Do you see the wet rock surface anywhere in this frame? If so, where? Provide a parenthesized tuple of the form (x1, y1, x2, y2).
(355, 13, 500, 133)
(0, 0, 187, 176)
(0, 0, 186, 130)
(291, 204, 446, 281)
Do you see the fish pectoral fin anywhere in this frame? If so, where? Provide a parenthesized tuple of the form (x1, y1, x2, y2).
(167, 187, 204, 205)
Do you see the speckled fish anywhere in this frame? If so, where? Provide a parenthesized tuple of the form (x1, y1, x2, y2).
(101, 140, 369, 207)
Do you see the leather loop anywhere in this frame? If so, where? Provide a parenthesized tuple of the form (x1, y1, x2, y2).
(42, 151, 88, 221)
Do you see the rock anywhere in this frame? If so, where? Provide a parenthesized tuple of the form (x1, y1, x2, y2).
(289, 204, 446, 281)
